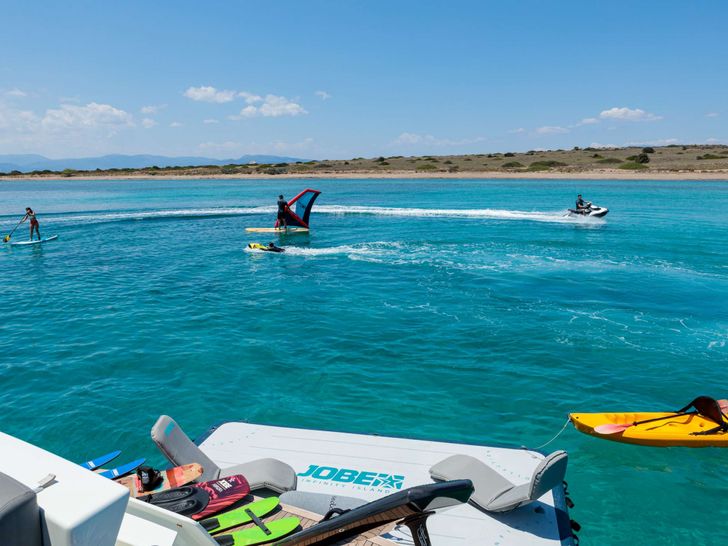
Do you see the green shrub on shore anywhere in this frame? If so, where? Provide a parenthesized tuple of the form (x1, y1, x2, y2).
(642, 147, 655, 154)
(597, 157, 623, 164)
(502, 161, 524, 168)
(530, 160, 568, 168)
(416, 163, 437, 171)
(697, 154, 723, 160)
(619, 162, 648, 170)
(504, 152, 515, 157)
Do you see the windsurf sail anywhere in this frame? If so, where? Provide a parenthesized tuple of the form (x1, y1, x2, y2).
(276, 188, 321, 228)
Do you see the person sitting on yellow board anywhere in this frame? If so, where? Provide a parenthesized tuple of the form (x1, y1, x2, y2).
(277, 195, 289, 230)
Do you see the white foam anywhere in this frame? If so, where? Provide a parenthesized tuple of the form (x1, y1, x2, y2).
(40, 204, 604, 226)
(57, 206, 274, 224)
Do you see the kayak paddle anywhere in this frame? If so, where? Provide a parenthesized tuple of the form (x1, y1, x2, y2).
(3, 217, 24, 243)
(594, 412, 695, 435)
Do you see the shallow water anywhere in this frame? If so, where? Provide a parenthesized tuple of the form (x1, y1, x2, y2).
(1, 178, 726, 544)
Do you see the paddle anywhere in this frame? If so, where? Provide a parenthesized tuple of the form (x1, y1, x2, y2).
(3, 217, 25, 243)
(594, 412, 696, 435)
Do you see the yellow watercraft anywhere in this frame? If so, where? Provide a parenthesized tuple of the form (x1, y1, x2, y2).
(570, 396, 728, 447)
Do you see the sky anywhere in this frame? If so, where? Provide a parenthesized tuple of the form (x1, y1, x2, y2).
(0, 0, 726, 159)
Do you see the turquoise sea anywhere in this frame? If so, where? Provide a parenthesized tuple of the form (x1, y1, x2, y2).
(1, 178, 726, 544)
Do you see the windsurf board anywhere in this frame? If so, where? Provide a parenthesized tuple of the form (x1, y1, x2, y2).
(245, 227, 308, 234)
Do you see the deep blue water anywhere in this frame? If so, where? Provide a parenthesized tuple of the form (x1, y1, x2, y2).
(1, 177, 726, 544)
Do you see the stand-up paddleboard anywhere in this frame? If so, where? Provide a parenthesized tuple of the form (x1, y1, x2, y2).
(201, 497, 279, 535)
(9, 235, 59, 246)
(214, 517, 300, 546)
(79, 450, 122, 471)
(116, 463, 203, 497)
(97, 458, 146, 479)
(245, 227, 308, 234)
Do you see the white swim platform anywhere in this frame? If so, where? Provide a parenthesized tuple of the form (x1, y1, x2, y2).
(196, 421, 576, 546)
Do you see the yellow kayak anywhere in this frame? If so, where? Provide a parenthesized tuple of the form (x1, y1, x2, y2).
(570, 411, 728, 447)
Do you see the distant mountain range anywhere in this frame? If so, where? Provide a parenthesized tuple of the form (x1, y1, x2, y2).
(0, 153, 308, 173)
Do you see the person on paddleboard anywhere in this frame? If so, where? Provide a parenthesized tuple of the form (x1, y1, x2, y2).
(22, 207, 41, 241)
(277, 195, 289, 230)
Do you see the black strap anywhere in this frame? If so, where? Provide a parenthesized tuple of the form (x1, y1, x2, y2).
(245, 508, 271, 536)
(321, 507, 350, 521)
(690, 424, 728, 436)
(677, 396, 727, 427)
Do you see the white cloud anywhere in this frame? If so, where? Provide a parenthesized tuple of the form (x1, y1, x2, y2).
(5, 88, 27, 98)
(315, 90, 332, 100)
(198, 137, 315, 157)
(203, 118, 219, 124)
(41, 102, 133, 131)
(0, 101, 135, 155)
(236, 95, 307, 118)
(706, 112, 719, 118)
(578, 117, 599, 125)
(705, 137, 723, 143)
(589, 142, 618, 149)
(625, 138, 679, 146)
(535, 126, 570, 134)
(508, 128, 526, 134)
(599, 107, 662, 122)
(183, 86, 236, 103)
(392, 132, 485, 147)
(140, 104, 166, 114)
(169, 121, 183, 127)
(238, 92, 262, 104)
(142, 118, 157, 129)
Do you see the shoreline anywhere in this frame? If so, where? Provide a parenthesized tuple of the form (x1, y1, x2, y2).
(3, 169, 728, 181)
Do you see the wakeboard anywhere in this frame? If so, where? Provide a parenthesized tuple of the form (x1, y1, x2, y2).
(116, 463, 203, 497)
(214, 517, 300, 546)
(201, 497, 280, 535)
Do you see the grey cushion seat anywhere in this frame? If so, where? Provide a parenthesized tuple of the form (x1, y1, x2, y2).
(429, 451, 567, 513)
(280, 491, 368, 516)
(151, 415, 296, 493)
(0, 473, 42, 546)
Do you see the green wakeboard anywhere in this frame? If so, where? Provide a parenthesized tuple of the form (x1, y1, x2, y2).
(201, 497, 280, 535)
(214, 517, 299, 546)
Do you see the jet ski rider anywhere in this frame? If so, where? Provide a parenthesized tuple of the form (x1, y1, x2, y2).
(575, 194, 589, 211)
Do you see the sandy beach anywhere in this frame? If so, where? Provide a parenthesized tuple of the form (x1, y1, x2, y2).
(3, 169, 728, 181)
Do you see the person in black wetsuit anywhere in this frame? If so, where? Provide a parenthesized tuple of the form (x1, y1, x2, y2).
(267, 242, 285, 253)
(277, 195, 288, 230)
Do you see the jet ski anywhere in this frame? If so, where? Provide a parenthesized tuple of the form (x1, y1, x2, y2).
(248, 243, 285, 253)
(568, 202, 608, 218)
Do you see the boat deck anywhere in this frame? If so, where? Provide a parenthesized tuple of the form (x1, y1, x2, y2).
(197, 421, 574, 545)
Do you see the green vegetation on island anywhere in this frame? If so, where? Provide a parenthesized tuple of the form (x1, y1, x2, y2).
(2, 144, 728, 178)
